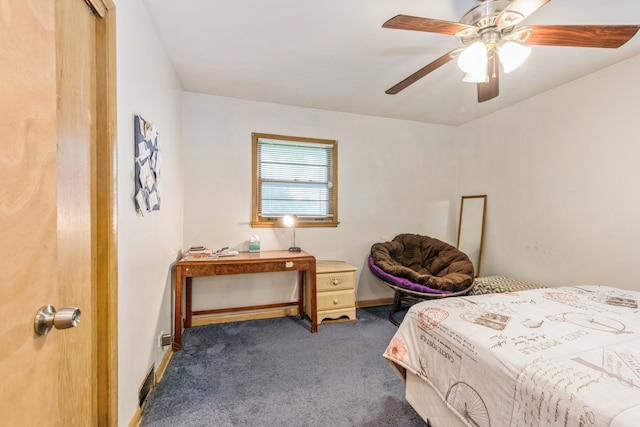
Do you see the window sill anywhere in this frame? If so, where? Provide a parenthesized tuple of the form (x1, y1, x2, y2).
(251, 220, 339, 228)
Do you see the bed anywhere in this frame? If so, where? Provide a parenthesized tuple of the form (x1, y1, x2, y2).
(383, 281, 640, 427)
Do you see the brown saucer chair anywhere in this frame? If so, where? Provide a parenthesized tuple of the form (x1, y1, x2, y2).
(370, 233, 474, 326)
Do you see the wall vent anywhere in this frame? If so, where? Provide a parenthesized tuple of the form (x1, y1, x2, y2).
(138, 365, 155, 408)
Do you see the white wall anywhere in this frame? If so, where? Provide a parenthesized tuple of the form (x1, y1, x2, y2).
(182, 92, 458, 309)
(456, 54, 640, 290)
(116, 0, 183, 424)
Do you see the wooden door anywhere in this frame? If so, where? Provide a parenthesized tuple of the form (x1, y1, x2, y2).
(0, 1, 117, 425)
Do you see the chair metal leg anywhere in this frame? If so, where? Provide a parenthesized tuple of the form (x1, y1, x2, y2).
(389, 290, 404, 327)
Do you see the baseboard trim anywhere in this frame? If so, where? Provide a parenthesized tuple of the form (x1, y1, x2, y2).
(191, 307, 299, 327)
(356, 298, 393, 308)
(190, 300, 394, 327)
(155, 347, 173, 384)
(128, 406, 142, 427)
(128, 348, 173, 427)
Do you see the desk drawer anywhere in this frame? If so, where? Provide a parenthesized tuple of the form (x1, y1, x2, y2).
(214, 260, 304, 275)
(316, 289, 355, 311)
(181, 264, 216, 276)
(317, 271, 355, 292)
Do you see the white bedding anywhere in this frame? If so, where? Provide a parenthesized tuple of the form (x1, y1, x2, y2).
(383, 285, 640, 427)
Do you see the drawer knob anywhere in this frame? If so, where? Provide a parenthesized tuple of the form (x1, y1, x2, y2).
(333, 298, 339, 305)
(332, 278, 340, 286)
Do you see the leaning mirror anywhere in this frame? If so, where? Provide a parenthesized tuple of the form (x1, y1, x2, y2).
(456, 195, 487, 277)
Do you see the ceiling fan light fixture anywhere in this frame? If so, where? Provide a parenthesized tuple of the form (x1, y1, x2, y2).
(462, 72, 487, 83)
(382, 2, 639, 101)
(457, 41, 487, 75)
(499, 41, 531, 73)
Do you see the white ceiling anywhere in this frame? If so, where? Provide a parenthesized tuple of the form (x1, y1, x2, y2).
(142, 0, 640, 126)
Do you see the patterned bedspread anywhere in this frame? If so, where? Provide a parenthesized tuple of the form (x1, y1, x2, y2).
(384, 285, 640, 427)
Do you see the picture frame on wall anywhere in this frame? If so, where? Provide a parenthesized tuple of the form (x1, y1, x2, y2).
(134, 114, 161, 213)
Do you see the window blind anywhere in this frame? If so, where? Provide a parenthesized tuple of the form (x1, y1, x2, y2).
(257, 138, 334, 218)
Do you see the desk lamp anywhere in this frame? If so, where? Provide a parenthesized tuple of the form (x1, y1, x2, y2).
(282, 214, 301, 252)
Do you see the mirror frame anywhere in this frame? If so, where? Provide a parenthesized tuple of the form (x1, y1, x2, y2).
(456, 195, 487, 277)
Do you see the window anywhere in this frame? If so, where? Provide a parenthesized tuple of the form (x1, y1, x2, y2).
(252, 133, 338, 228)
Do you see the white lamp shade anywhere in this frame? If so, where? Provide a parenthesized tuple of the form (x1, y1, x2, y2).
(282, 214, 295, 227)
(462, 72, 488, 83)
(499, 41, 531, 73)
(457, 42, 487, 75)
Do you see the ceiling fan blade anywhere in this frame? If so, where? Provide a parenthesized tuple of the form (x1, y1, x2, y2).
(477, 52, 499, 103)
(383, 15, 473, 36)
(525, 25, 640, 48)
(385, 49, 459, 95)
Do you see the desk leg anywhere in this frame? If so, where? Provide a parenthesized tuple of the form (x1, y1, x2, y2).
(297, 271, 305, 317)
(185, 277, 193, 328)
(310, 264, 317, 333)
(174, 267, 183, 351)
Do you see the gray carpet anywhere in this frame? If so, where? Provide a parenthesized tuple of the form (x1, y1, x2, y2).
(140, 306, 426, 426)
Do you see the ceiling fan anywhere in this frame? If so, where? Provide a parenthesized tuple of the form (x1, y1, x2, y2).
(383, 0, 640, 102)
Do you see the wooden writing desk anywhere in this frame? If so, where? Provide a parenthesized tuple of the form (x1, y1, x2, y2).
(174, 250, 317, 350)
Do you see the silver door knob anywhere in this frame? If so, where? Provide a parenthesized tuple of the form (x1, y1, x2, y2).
(34, 305, 81, 336)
